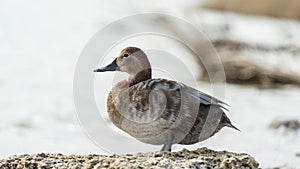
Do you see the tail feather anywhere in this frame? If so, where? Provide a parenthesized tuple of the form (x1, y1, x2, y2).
(220, 112, 240, 131)
(224, 123, 240, 131)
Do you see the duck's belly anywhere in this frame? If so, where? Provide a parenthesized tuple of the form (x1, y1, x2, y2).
(119, 117, 170, 145)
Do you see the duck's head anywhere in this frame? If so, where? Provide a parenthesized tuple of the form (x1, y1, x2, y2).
(94, 47, 152, 83)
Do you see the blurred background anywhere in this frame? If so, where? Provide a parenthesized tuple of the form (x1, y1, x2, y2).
(1, 0, 300, 168)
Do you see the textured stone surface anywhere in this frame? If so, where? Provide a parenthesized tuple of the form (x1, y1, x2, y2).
(0, 148, 259, 169)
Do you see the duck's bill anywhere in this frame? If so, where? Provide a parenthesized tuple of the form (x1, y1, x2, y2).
(94, 59, 119, 72)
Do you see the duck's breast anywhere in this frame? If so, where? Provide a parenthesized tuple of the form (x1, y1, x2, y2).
(107, 79, 172, 145)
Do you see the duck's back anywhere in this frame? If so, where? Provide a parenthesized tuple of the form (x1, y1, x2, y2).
(107, 78, 232, 145)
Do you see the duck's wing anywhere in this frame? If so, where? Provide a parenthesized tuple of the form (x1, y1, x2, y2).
(132, 78, 227, 105)
(142, 79, 236, 141)
(140, 79, 228, 110)
(181, 85, 229, 111)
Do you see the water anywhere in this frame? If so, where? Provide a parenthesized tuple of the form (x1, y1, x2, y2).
(0, 1, 300, 168)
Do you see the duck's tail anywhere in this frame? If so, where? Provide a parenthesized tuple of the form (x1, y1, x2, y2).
(220, 112, 240, 131)
(224, 123, 240, 131)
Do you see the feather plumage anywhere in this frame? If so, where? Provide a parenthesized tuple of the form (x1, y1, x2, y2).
(95, 47, 239, 151)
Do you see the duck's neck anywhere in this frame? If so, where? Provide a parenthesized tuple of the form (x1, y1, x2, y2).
(128, 68, 152, 86)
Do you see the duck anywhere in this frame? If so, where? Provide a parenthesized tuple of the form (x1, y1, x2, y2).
(94, 47, 239, 152)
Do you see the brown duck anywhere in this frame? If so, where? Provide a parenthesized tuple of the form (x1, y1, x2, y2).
(94, 47, 239, 151)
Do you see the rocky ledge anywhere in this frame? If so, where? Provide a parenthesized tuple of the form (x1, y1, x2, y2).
(0, 148, 259, 169)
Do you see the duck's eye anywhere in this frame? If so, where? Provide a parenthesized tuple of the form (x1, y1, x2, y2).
(123, 53, 129, 58)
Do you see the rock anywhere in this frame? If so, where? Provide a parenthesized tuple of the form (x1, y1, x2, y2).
(0, 148, 259, 169)
(269, 119, 300, 131)
(221, 59, 300, 88)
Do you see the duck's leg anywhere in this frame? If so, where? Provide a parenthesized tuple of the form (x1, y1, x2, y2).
(160, 144, 167, 151)
(160, 133, 174, 152)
